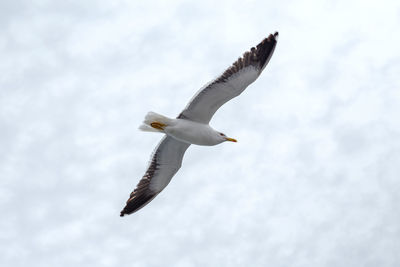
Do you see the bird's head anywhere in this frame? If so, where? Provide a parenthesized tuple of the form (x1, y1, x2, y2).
(217, 132, 237, 143)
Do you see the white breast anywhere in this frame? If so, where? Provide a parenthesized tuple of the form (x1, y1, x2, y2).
(164, 119, 220, 146)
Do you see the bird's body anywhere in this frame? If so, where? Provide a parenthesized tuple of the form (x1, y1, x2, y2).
(164, 118, 227, 146)
(139, 111, 230, 145)
(120, 32, 278, 216)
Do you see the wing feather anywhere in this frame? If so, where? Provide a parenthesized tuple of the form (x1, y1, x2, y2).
(120, 136, 190, 216)
(178, 32, 278, 123)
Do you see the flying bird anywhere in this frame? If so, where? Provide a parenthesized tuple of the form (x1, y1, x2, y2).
(120, 32, 278, 216)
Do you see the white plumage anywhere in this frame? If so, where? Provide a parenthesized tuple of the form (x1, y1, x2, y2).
(120, 32, 278, 216)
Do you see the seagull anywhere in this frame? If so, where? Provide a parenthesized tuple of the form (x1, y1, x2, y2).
(120, 32, 278, 216)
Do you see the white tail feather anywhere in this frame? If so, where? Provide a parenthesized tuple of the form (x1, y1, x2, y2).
(139, 111, 172, 133)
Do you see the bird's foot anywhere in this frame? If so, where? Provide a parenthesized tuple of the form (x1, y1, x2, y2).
(150, 121, 166, 130)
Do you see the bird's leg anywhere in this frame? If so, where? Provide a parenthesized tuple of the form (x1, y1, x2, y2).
(150, 121, 166, 130)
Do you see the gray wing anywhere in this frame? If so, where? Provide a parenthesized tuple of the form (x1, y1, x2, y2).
(120, 136, 190, 216)
(177, 32, 278, 124)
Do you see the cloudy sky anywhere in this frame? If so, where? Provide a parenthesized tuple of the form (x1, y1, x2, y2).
(1, 0, 400, 266)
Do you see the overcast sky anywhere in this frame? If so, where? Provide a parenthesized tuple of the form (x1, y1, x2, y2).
(1, 0, 400, 266)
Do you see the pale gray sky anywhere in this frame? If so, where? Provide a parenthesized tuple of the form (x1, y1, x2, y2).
(1, 0, 400, 266)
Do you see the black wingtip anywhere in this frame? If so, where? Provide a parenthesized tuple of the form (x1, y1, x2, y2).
(120, 203, 133, 217)
(252, 32, 278, 71)
(119, 193, 158, 217)
(267, 32, 279, 42)
(120, 206, 128, 217)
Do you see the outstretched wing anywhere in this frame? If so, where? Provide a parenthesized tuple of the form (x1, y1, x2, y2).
(178, 32, 278, 124)
(120, 136, 190, 216)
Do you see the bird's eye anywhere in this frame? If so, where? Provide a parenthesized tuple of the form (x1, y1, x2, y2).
(219, 133, 225, 136)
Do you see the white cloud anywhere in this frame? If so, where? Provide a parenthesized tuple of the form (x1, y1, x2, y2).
(1, 0, 400, 266)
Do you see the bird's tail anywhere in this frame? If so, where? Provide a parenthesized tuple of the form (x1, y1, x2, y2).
(139, 111, 173, 132)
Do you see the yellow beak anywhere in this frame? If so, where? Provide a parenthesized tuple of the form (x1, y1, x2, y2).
(225, 137, 237, 142)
